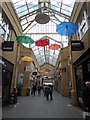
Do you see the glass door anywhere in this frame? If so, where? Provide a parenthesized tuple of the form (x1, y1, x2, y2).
(75, 65, 84, 107)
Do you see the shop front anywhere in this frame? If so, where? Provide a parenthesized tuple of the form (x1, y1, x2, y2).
(0, 56, 14, 106)
(74, 49, 90, 108)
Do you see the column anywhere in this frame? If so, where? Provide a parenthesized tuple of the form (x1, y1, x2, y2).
(69, 40, 77, 105)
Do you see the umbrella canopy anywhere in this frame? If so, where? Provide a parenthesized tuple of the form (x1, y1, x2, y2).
(56, 22, 78, 36)
(48, 69, 52, 72)
(44, 72, 49, 75)
(16, 35, 34, 44)
(35, 39, 49, 46)
(21, 56, 32, 62)
(49, 44, 61, 50)
(39, 69, 44, 73)
(48, 76, 52, 79)
(49, 72, 54, 76)
(40, 73, 43, 76)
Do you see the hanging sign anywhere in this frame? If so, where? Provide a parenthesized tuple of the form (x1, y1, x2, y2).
(32, 72, 37, 75)
(2, 41, 14, 51)
(71, 40, 84, 51)
(37, 75, 40, 79)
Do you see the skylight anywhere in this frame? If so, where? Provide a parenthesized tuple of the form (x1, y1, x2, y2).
(11, 0, 76, 67)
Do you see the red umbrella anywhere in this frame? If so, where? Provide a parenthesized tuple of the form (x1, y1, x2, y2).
(49, 44, 61, 50)
(48, 69, 52, 72)
(39, 69, 44, 73)
(35, 39, 49, 46)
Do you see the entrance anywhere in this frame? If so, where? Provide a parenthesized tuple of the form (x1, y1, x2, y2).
(75, 58, 90, 108)
(2, 69, 12, 106)
(75, 65, 84, 107)
(1, 57, 14, 106)
(83, 58, 90, 83)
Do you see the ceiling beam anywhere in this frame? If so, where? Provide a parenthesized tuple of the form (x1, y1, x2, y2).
(23, 19, 35, 32)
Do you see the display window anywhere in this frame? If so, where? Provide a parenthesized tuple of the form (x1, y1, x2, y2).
(75, 65, 84, 107)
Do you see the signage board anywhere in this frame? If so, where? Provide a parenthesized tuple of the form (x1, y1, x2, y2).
(32, 72, 37, 75)
(71, 40, 84, 51)
(18, 73, 23, 85)
(30, 76, 33, 81)
(24, 66, 31, 72)
(2, 41, 14, 51)
(37, 75, 40, 79)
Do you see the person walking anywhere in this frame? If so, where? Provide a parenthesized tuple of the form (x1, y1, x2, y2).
(49, 86, 53, 100)
(32, 84, 36, 95)
(38, 86, 41, 95)
(45, 86, 50, 100)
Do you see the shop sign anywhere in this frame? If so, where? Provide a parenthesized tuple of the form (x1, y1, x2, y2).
(18, 74, 23, 85)
(37, 75, 40, 79)
(71, 40, 84, 51)
(24, 66, 31, 72)
(30, 76, 33, 81)
(18, 60, 21, 65)
(32, 72, 37, 75)
(2, 41, 14, 51)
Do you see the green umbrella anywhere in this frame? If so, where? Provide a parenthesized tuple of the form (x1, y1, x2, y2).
(16, 35, 34, 44)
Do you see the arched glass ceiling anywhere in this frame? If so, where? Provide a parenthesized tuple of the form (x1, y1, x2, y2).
(11, 0, 76, 67)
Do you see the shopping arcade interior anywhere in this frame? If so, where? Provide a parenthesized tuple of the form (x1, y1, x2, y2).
(1, 1, 90, 115)
(11, 0, 76, 67)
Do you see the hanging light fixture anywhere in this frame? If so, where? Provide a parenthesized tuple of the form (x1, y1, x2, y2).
(35, 0, 50, 24)
(35, 13, 50, 24)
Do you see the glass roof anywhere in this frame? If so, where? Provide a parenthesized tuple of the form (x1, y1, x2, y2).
(11, 0, 76, 67)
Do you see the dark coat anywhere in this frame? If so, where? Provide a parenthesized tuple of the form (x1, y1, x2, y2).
(45, 87, 50, 95)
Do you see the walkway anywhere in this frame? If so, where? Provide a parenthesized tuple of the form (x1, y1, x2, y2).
(2, 91, 83, 118)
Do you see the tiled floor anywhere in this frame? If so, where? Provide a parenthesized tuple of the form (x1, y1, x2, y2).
(2, 91, 83, 118)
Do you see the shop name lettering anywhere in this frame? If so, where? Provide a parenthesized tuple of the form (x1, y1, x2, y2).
(0, 59, 6, 66)
(72, 43, 81, 45)
(3, 47, 12, 50)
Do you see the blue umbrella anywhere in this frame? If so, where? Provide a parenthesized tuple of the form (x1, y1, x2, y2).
(56, 22, 78, 36)
(49, 72, 54, 76)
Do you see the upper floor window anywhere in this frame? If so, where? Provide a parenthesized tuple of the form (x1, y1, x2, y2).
(0, 12, 11, 41)
(77, 8, 89, 40)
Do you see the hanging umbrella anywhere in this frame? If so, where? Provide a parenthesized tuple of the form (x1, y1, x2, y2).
(49, 72, 54, 76)
(48, 69, 52, 72)
(49, 44, 61, 50)
(21, 56, 32, 62)
(40, 73, 43, 76)
(35, 39, 49, 46)
(56, 22, 78, 36)
(48, 76, 52, 79)
(16, 35, 34, 44)
(39, 69, 44, 73)
(44, 72, 49, 75)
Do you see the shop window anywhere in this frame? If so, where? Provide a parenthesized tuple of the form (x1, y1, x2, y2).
(75, 65, 84, 106)
(0, 13, 11, 41)
(87, 62, 90, 72)
(88, 16, 90, 27)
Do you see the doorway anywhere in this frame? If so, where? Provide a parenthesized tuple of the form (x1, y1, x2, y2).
(2, 69, 12, 106)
